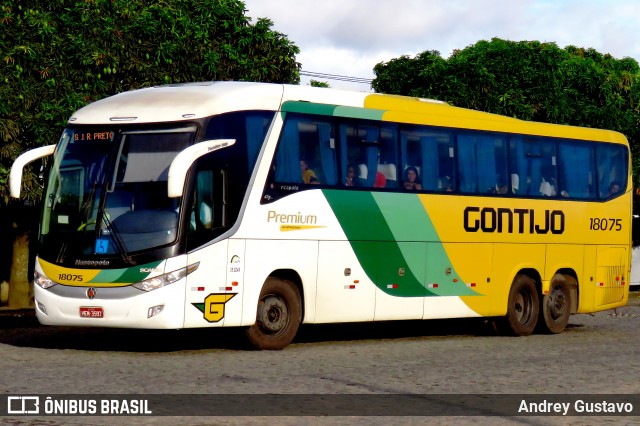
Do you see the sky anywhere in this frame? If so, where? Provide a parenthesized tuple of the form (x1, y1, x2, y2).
(242, 0, 640, 92)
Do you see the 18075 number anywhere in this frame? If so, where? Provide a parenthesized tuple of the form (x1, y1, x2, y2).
(589, 218, 622, 231)
(59, 273, 84, 282)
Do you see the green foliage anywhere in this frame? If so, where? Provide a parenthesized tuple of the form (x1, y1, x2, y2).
(310, 79, 330, 88)
(0, 0, 300, 204)
(373, 38, 640, 186)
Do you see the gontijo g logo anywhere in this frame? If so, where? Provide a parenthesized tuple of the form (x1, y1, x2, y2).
(192, 293, 236, 322)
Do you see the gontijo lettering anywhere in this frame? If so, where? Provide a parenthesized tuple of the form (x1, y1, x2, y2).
(267, 210, 317, 224)
(464, 207, 565, 234)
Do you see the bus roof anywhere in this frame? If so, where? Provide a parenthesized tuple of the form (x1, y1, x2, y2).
(68, 81, 627, 145)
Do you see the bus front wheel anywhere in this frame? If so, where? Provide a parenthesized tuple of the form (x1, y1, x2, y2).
(495, 274, 539, 336)
(246, 277, 302, 350)
(537, 274, 571, 334)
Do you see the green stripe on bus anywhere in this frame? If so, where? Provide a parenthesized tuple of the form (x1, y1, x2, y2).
(281, 101, 336, 116)
(323, 190, 433, 297)
(89, 260, 163, 284)
(323, 190, 478, 297)
(371, 193, 478, 296)
(333, 106, 385, 120)
(281, 101, 385, 121)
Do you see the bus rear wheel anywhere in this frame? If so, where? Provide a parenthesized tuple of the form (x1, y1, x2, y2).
(494, 274, 539, 336)
(537, 274, 571, 334)
(246, 277, 301, 350)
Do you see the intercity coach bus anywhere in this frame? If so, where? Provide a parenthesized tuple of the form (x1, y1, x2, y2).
(10, 82, 631, 349)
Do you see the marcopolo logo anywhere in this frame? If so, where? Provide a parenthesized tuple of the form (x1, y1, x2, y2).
(464, 207, 565, 235)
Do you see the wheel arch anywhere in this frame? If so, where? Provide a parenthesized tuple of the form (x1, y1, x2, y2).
(553, 268, 579, 313)
(268, 268, 305, 321)
(516, 268, 542, 293)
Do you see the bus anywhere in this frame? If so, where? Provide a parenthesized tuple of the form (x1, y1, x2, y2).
(10, 82, 632, 349)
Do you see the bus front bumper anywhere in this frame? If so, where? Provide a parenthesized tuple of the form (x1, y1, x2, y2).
(33, 281, 186, 329)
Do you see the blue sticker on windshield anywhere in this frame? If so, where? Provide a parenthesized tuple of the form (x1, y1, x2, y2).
(95, 239, 109, 254)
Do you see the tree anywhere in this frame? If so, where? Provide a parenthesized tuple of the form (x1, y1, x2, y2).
(373, 38, 640, 185)
(0, 0, 301, 307)
(0, 0, 300, 203)
(310, 79, 330, 88)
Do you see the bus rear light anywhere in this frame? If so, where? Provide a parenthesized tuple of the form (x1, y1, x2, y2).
(344, 285, 356, 289)
(387, 284, 398, 289)
(428, 283, 439, 288)
(467, 283, 477, 287)
(147, 305, 164, 318)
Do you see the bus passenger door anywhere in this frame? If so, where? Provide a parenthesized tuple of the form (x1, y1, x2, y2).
(182, 164, 241, 328)
(183, 240, 230, 328)
(315, 241, 375, 323)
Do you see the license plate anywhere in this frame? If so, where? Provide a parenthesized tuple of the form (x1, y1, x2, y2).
(80, 307, 104, 318)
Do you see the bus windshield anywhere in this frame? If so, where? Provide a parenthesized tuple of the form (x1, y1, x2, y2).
(40, 127, 195, 263)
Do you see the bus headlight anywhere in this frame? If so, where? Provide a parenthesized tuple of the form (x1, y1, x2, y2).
(132, 262, 199, 292)
(34, 271, 57, 289)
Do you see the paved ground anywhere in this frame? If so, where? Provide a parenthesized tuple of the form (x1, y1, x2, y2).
(0, 292, 638, 425)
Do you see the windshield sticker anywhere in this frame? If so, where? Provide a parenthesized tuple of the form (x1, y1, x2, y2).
(94, 239, 109, 254)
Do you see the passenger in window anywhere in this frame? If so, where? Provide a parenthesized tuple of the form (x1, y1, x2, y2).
(344, 164, 360, 187)
(403, 166, 422, 190)
(300, 159, 319, 184)
(608, 181, 621, 197)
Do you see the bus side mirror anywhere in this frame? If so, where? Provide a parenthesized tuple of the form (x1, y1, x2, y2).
(167, 139, 236, 198)
(10, 144, 56, 198)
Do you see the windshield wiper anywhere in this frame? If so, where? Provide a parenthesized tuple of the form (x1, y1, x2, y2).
(98, 209, 132, 265)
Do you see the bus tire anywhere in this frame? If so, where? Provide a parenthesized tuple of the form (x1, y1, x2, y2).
(245, 277, 302, 350)
(537, 274, 571, 334)
(497, 274, 539, 336)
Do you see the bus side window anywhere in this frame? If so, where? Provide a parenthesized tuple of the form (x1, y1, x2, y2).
(378, 124, 398, 189)
(189, 168, 226, 234)
(273, 116, 337, 186)
(191, 170, 214, 230)
(401, 126, 454, 192)
(596, 143, 627, 199)
(509, 137, 557, 197)
(458, 133, 507, 194)
(340, 121, 397, 190)
(558, 143, 595, 199)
